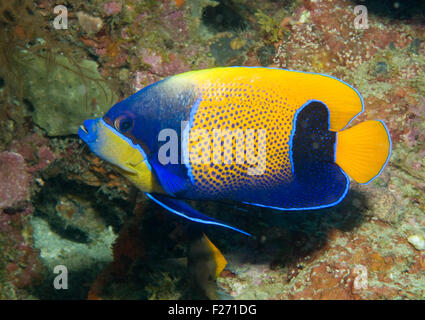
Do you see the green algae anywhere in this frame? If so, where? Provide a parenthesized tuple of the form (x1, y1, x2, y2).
(16, 51, 117, 136)
(255, 9, 283, 44)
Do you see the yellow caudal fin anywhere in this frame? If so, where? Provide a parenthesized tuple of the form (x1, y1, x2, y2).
(335, 120, 391, 184)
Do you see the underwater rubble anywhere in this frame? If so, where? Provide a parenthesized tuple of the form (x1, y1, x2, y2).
(0, 0, 424, 299)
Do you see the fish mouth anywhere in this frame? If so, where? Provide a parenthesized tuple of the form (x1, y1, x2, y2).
(79, 124, 88, 134)
(78, 119, 98, 143)
(78, 124, 91, 143)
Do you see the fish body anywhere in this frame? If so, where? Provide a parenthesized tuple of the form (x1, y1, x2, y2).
(79, 67, 391, 235)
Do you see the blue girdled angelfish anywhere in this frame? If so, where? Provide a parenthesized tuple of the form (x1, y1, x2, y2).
(78, 67, 391, 237)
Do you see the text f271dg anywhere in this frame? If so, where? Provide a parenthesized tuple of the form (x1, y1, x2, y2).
(212, 304, 256, 315)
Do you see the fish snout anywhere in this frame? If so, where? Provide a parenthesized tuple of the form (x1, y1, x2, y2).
(78, 118, 100, 143)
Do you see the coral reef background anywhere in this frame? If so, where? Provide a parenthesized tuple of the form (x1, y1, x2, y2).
(0, 0, 424, 299)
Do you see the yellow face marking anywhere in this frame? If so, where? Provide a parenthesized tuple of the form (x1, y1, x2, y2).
(94, 119, 163, 193)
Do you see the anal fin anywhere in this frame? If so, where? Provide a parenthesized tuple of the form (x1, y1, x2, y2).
(145, 193, 251, 236)
(242, 161, 350, 210)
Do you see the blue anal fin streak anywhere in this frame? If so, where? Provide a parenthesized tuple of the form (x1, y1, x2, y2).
(145, 193, 251, 237)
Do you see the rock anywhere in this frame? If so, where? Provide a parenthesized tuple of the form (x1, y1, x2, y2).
(139, 48, 189, 76)
(0, 152, 30, 211)
(408, 235, 425, 251)
(17, 51, 117, 136)
(103, 2, 122, 16)
(30, 216, 117, 298)
(77, 12, 103, 34)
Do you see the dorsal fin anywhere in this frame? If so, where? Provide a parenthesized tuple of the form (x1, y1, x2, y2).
(174, 67, 364, 131)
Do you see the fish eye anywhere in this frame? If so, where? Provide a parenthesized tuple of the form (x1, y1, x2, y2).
(114, 116, 134, 133)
